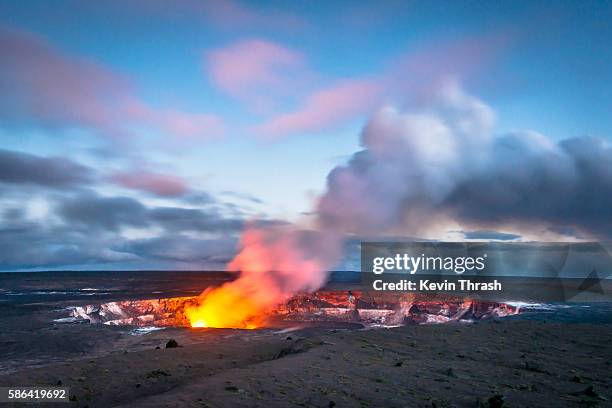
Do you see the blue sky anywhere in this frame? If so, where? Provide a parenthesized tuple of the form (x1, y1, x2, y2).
(0, 0, 611, 271)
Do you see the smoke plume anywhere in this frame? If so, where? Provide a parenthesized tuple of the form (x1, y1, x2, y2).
(187, 80, 612, 327)
(320, 80, 612, 239)
(186, 225, 341, 328)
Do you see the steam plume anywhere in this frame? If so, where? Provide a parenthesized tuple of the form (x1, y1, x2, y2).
(321, 80, 612, 238)
(188, 80, 612, 327)
(186, 225, 341, 328)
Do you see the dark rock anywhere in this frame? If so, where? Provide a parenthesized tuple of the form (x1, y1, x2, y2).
(165, 339, 179, 348)
(487, 394, 504, 408)
(146, 369, 171, 378)
(394, 360, 403, 367)
(225, 386, 239, 392)
(570, 385, 607, 400)
(276, 340, 309, 359)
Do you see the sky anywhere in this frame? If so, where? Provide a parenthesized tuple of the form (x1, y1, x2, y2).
(0, 0, 611, 271)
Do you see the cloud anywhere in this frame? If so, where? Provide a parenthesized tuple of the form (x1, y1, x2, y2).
(57, 192, 246, 233)
(316, 80, 612, 240)
(0, 146, 259, 270)
(0, 25, 224, 140)
(251, 31, 510, 138)
(110, 170, 190, 197)
(0, 217, 135, 270)
(0, 148, 94, 189)
(317, 79, 495, 234)
(206, 39, 306, 108)
(116, 235, 237, 264)
(0, 214, 240, 270)
(183, 191, 216, 205)
(446, 134, 612, 237)
(59, 194, 149, 231)
(131, 106, 225, 140)
(254, 79, 382, 138)
(0, 25, 126, 135)
(148, 207, 243, 233)
(0, 190, 250, 270)
(0, 147, 201, 202)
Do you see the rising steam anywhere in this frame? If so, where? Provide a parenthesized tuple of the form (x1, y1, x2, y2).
(186, 225, 341, 328)
(187, 79, 612, 328)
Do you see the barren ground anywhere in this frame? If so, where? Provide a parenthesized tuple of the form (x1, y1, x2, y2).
(1, 320, 611, 407)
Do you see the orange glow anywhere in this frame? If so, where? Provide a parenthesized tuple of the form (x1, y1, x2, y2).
(185, 284, 267, 329)
(190, 320, 208, 328)
(184, 225, 339, 329)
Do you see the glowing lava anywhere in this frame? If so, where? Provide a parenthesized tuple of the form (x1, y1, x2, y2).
(184, 226, 340, 329)
(185, 284, 266, 329)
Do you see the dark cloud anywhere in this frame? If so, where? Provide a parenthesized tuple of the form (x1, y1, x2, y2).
(317, 82, 612, 240)
(116, 235, 237, 265)
(0, 209, 243, 270)
(59, 194, 148, 231)
(0, 148, 93, 189)
(0, 194, 246, 270)
(148, 207, 243, 233)
(0, 220, 134, 270)
(2, 207, 25, 220)
(0, 159, 266, 269)
(183, 191, 216, 205)
(57, 192, 245, 233)
(446, 135, 612, 237)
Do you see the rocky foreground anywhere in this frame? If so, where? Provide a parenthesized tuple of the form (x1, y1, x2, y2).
(1, 320, 611, 408)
